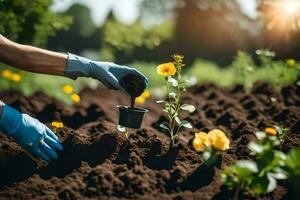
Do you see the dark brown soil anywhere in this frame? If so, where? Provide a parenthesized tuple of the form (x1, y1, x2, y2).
(0, 83, 299, 200)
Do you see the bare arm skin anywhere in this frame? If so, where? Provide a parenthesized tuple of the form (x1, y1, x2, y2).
(0, 34, 68, 76)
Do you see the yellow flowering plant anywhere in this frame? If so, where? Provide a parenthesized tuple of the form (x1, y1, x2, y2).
(156, 54, 195, 144)
(193, 129, 230, 166)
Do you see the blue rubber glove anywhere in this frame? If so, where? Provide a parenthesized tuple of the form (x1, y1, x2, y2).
(64, 53, 148, 95)
(0, 104, 63, 161)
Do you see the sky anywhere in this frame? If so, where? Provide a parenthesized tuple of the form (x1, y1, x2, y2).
(51, 0, 259, 26)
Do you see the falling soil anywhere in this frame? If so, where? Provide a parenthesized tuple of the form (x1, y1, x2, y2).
(0, 83, 299, 200)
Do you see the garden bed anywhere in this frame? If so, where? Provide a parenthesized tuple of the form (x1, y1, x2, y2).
(0, 83, 299, 199)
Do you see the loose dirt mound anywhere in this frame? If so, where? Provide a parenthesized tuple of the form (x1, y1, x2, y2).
(0, 83, 299, 200)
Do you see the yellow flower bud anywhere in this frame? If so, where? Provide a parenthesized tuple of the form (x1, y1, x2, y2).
(70, 93, 80, 103)
(51, 121, 64, 128)
(264, 127, 277, 136)
(11, 73, 21, 82)
(286, 59, 296, 68)
(63, 85, 73, 94)
(208, 129, 230, 151)
(2, 69, 12, 79)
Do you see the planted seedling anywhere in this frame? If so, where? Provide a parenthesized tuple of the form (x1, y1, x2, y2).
(193, 129, 230, 167)
(156, 54, 195, 145)
(222, 130, 288, 199)
(232, 51, 256, 92)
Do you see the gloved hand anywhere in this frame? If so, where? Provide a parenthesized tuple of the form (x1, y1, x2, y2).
(64, 53, 148, 95)
(0, 103, 63, 161)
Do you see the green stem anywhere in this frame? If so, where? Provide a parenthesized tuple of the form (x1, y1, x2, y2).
(166, 78, 175, 142)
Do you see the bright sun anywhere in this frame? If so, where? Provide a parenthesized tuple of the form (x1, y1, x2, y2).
(283, 1, 300, 14)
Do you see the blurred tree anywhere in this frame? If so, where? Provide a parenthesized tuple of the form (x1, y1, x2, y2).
(47, 3, 101, 54)
(175, 0, 262, 65)
(100, 12, 175, 63)
(0, 0, 72, 46)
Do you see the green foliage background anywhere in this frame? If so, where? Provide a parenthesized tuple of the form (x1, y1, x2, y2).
(0, 0, 72, 46)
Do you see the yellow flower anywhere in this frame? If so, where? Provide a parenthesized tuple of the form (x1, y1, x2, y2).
(2, 69, 12, 79)
(135, 96, 145, 104)
(51, 121, 64, 128)
(193, 132, 211, 152)
(208, 129, 230, 151)
(264, 127, 277, 136)
(11, 73, 21, 82)
(141, 90, 151, 98)
(63, 85, 73, 94)
(157, 62, 177, 77)
(286, 59, 296, 68)
(71, 93, 80, 103)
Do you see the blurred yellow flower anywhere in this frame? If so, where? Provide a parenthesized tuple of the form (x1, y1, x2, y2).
(63, 85, 73, 94)
(2, 69, 12, 79)
(208, 129, 230, 151)
(264, 127, 277, 136)
(11, 73, 21, 82)
(286, 59, 296, 68)
(135, 96, 145, 104)
(157, 62, 177, 77)
(71, 93, 80, 103)
(51, 121, 64, 128)
(135, 90, 151, 104)
(141, 90, 151, 98)
(193, 132, 210, 152)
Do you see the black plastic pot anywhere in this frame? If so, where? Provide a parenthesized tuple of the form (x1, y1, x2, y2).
(117, 105, 148, 129)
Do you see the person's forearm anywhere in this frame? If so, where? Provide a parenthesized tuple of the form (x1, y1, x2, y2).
(0, 35, 68, 76)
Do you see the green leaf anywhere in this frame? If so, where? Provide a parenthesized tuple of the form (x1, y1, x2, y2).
(181, 120, 192, 128)
(268, 169, 288, 180)
(248, 141, 264, 154)
(252, 173, 278, 194)
(180, 104, 196, 112)
(175, 117, 181, 125)
(255, 131, 266, 140)
(117, 125, 126, 133)
(167, 77, 178, 87)
(236, 160, 258, 174)
(286, 147, 300, 170)
(267, 173, 277, 193)
(156, 100, 165, 103)
(160, 124, 170, 131)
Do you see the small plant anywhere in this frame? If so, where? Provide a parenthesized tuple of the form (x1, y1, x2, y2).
(222, 129, 288, 199)
(117, 125, 129, 140)
(193, 129, 230, 166)
(232, 51, 256, 91)
(156, 54, 195, 144)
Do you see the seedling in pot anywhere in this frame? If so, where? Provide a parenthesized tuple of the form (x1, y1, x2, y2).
(222, 129, 288, 199)
(192, 129, 230, 167)
(117, 74, 148, 131)
(156, 54, 195, 145)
